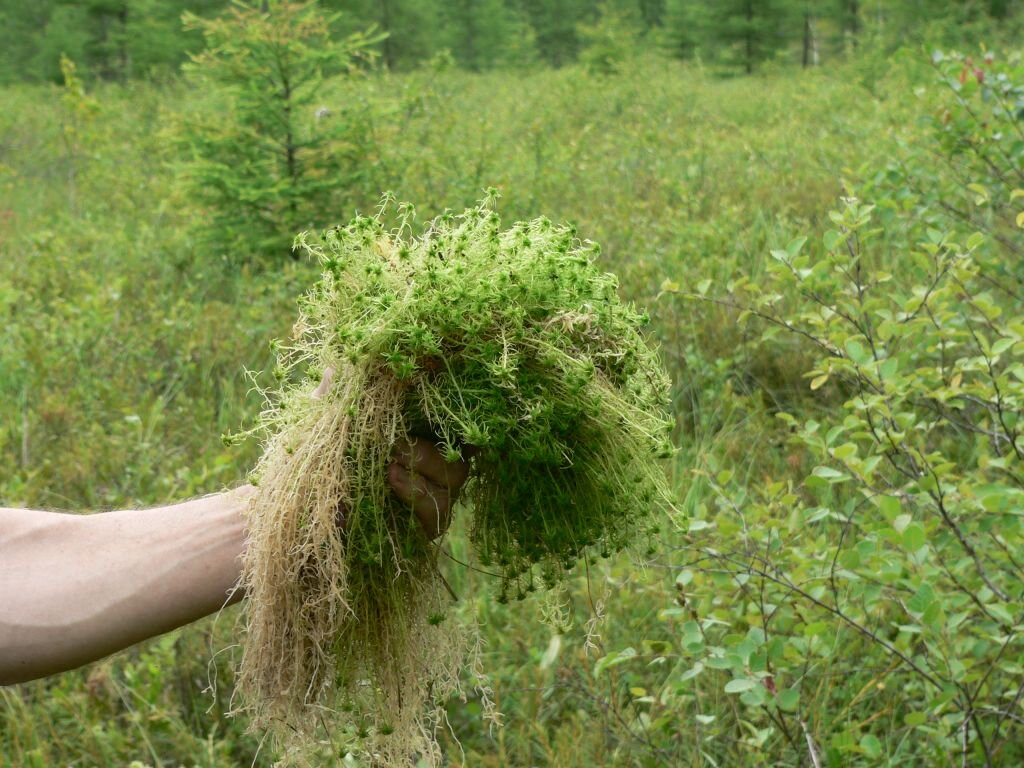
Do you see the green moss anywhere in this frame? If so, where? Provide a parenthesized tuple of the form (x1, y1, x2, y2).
(240, 194, 675, 764)
(290, 194, 675, 586)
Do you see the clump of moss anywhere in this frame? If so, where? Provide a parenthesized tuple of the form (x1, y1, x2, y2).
(237, 194, 675, 765)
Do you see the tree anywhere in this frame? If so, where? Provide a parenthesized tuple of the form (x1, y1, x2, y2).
(0, 0, 232, 84)
(662, 0, 712, 60)
(179, 1, 383, 266)
(442, 0, 537, 71)
(800, 3, 819, 68)
(836, 0, 859, 48)
(578, 2, 644, 75)
(519, 0, 592, 67)
(706, 0, 797, 74)
(323, 0, 441, 71)
(127, 0, 233, 79)
(636, 0, 666, 29)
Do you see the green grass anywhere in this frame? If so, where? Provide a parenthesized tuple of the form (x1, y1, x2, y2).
(0, 52, 963, 767)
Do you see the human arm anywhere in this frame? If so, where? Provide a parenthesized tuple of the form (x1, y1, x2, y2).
(0, 438, 468, 685)
(0, 487, 252, 685)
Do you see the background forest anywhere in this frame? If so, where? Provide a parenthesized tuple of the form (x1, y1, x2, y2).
(3, 0, 1022, 82)
(2, 0, 1024, 766)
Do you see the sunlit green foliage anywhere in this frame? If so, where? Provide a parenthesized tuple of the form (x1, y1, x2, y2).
(292, 200, 674, 583)
(651, 47, 1024, 766)
(3, 0, 1022, 83)
(177, 1, 384, 265)
(2, 19, 1023, 765)
(234, 201, 673, 763)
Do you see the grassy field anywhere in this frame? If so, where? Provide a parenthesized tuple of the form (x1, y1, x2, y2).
(3, 48, 1023, 766)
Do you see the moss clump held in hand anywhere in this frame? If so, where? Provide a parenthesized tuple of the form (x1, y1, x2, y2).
(238, 195, 675, 765)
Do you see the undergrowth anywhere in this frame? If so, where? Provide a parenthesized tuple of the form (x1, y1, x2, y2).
(1, 53, 963, 767)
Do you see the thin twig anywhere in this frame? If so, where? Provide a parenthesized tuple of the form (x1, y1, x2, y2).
(799, 718, 822, 768)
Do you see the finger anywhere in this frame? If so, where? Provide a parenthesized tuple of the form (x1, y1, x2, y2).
(388, 463, 452, 539)
(392, 437, 469, 491)
(311, 366, 336, 400)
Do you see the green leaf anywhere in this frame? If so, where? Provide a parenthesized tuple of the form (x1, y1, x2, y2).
(845, 339, 870, 365)
(804, 506, 832, 523)
(879, 496, 901, 520)
(777, 688, 800, 712)
(992, 338, 1015, 356)
(988, 603, 1015, 628)
(902, 522, 926, 551)
(679, 662, 704, 682)
(839, 549, 861, 569)
(879, 357, 899, 380)
(724, 678, 757, 694)
(922, 601, 944, 628)
(804, 621, 830, 637)
(967, 183, 989, 205)
(907, 583, 936, 616)
(812, 465, 849, 483)
(786, 236, 808, 257)
(594, 646, 637, 677)
(892, 514, 912, 533)
(905, 712, 928, 727)
(860, 734, 882, 759)
(832, 442, 857, 461)
(740, 685, 767, 707)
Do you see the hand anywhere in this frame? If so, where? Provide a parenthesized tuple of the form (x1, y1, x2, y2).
(388, 438, 470, 539)
(314, 367, 470, 539)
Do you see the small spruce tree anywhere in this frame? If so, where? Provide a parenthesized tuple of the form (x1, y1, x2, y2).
(662, 0, 711, 61)
(578, 2, 643, 76)
(441, 0, 537, 71)
(714, 0, 796, 74)
(179, 0, 382, 266)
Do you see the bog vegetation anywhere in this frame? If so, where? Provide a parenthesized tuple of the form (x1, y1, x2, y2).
(239, 201, 673, 764)
(2, 1, 1024, 766)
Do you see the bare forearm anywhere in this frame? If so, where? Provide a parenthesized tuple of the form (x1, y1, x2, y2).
(0, 436, 466, 686)
(0, 486, 253, 685)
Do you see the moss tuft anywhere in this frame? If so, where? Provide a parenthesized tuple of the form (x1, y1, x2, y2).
(236, 196, 675, 764)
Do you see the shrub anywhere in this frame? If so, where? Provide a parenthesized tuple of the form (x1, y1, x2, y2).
(668, 195, 1024, 765)
(872, 50, 1023, 279)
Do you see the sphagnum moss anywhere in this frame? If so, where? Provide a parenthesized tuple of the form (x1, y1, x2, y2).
(238, 195, 675, 765)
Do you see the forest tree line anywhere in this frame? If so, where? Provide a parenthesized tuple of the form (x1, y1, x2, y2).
(1, 0, 1021, 84)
